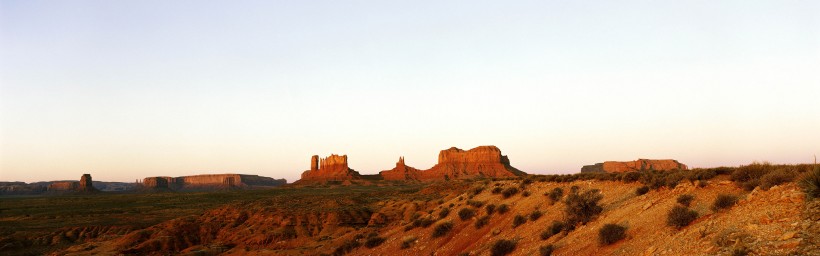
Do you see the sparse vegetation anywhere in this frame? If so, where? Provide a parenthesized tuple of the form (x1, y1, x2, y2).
(667, 205, 698, 229)
(522, 191, 531, 197)
(529, 210, 542, 221)
(598, 223, 626, 245)
(475, 216, 490, 228)
(466, 200, 485, 208)
(800, 165, 820, 199)
(501, 187, 519, 198)
(432, 221, 453, 238)
(635, 186, 650, 196)
(400, 236, 416, 249)
(548, 187, 563, 202)
(676, 194, 694, 207)
(712, 194, 738, 211)
(539, 244, 554, 256)
(439, 208, 450, 219)
(364, 235, 386, 248)
(472, 186, 485, 195)
(548, 221, 566, 237)
(485, 204, 496, 215)
(491, 187, 502, 194)
(759, 168, 795, 190)
(497, 204, 510, 214)
(332, 239, 361, 256)
(458, 208, 476, 220)
(512, 214, 527, 228)
(564, 189, 603, 227)
(490, 239, 516, 256)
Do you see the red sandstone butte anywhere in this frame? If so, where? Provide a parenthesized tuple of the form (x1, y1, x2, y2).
(379, 145, 525, 181)
(581, 159, 688, 173)
(299, 154, 362, 182)
(78, 174, 98, 192)
(142, 174, 286, 190)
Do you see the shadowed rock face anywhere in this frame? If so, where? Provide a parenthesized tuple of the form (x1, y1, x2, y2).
(379, 146, 525, 181)
(581, 159, 688, 173)
(299, 154, 362, 182)
(47, 181, 79, 191)
(78, 174, 98, 192)
(142, 174, 286, 190)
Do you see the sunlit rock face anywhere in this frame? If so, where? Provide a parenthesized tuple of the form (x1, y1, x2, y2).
(581, 159, 688, 173)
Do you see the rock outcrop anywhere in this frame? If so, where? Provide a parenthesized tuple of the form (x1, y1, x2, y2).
(378, 146, 525, 181)
(78, 174, 98, 192)
(581, 159, 688, 173)
(142, 174, 286, 191)
(47, 181, 79, 191)
(298, 154, 362, 182)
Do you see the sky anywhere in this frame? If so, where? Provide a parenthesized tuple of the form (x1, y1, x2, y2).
(1, 1, 819, 183)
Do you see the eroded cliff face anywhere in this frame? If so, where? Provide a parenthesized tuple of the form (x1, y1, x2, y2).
(581, 159, 688, 173)
(47, 181, 78, 191)
(298, 154, 362, 182)
(377, 146, 525, 181)
(78, 174, 98, 192)
(142, 174, 286, 190)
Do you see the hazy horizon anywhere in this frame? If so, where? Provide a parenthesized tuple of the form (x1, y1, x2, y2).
(2, 1, 819, 183)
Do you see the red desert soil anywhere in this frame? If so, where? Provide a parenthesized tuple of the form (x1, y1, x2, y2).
(55, 175, 817, 256)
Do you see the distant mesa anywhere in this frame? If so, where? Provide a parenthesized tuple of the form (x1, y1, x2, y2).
(45, 174, 98, 193)
(298, 154, 362, 183)
(581, 159, 688, 173)
(141, 174, 286, 191)
(297, 145, 526, 184)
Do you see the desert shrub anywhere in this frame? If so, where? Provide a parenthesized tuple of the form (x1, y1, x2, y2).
(598, 223, 626, 245)
(497, 204, 510, 214)
(332, 239, 361, 256)
(564, 189, 603, 227)
(688, 169, 717, 181)
(731, 162, 772, 189)
(741, 180, 760, 191)
(539, 244, 554, 256)
(712, 194, 738, 211)
(413, 217, 435, 228)
(485, 204, 496, 215)
(523, 178, 534, 185)
(620, 171, 641, 183)
(548, 187, 563, 202)
(800, 165, 820, 199)
(529, 210, 543, 221)
(364, 236, 386, 248)
(501, 187, 519, 198)
(439, 208, 450, 219)
(490, 239, 516, 256)
(475, 216, 490, 228)
(697, 180, 708, 188)
(432, 221, 453, 238)
(491, 187, 502, 194)
(635, 186, 650, 196)
(473, 186, 485, 195)
(540, 230, 551, 240)
(549, 221, 565, 236)
(760, 168, 795, 190)
(400, 236, 416, 249)
(731, 245, 751, 256)
(667, 205, 698, 229)
(458, 208, 476, 220)
(570, 185, 580, 193)
(522, 191, 531, 197)
(676, 194, 694, 207)
(466, 200, 485, 208)
(512, 214, 527, 228)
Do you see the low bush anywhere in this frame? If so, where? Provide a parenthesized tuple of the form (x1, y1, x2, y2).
(676, 194, 694, 207)
(400, 236, 416, 249)
(332, 239, 361, 255)
(529, 210, 543, 221)
(413, 217, 435, 228)
(564, 189, 603, 227)
(620, 171, 641, 183)
(466, 200, 485, 208)
(760, 168, 795, 190)
(364, 235, 386, 248)
(438, 208, 450, 219)
(548, 187, 564, 202)
(522, 191, 531, 197)
(549, 221, 565, 236)
(475, 216, 490, 228)
(490, 239, 516, 256)
(800, 165, 820, 199)
(502, 187, 519, 198)
(491, 187, 502, 194)
(458, 208, 476, 220)
(635, 186, 650, 196)
(432, 221, 453, 238)
(598, 223, 627, 245)
(485, 204, 496, 215)
(539, 244, 554, 256)
(512, 214, 527, 228)
(712, 194, 738, 211)
(473, 186, 485, 195)
(497, 204, 510, 214)
(667, 205, 698, 229)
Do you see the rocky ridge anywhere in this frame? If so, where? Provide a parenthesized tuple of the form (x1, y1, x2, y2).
(582, 159, 688, 173)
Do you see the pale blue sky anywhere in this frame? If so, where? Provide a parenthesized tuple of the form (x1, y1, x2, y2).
(1, 1, 819, 183)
